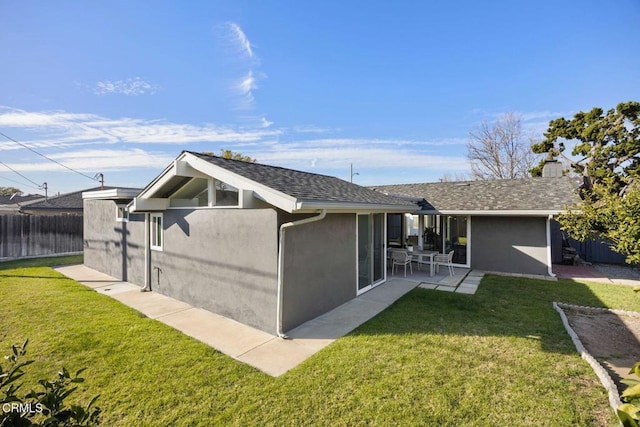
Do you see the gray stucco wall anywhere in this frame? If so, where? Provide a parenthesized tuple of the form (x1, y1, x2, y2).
(471, 216, 549, 276)
(150, 208, 279, 333)
(83, 199, 145, 284)
(281, 213, 357, 332)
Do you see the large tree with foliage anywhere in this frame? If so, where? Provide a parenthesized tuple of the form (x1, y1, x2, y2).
(467, 112, 537, 180)
(532, 101, 640, 263)
(0, 186, 23, 196)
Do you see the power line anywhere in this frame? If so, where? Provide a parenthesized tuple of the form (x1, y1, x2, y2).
(0, 174, 42, 191)
(0, 158, 43, 189)
(0, 130, 100, 183)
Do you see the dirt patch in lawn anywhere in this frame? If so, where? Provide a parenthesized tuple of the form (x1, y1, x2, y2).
(564, 306, 640, 394)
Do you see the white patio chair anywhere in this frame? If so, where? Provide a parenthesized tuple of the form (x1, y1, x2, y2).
(391, 250, 413, 277)
(435, 250, 455, 276)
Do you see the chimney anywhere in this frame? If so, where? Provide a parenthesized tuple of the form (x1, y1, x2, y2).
(542, 160, 563, 178)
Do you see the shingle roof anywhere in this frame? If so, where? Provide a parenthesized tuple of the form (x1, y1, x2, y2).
(0, 194, 43, 206)
(187, 151, 411, 206)
(21, 186, 133, 212)
(372, 177, 580, 212)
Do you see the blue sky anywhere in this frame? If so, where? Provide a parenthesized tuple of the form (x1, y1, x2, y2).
(1, 1, 639, 195)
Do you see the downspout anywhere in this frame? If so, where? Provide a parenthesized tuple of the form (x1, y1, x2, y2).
(141, 212, 152, 292)
(546, 214, 556, 278)
(276, 209, 327, 338)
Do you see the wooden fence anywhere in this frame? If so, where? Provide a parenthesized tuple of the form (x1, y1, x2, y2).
(0, 214, 83, 259)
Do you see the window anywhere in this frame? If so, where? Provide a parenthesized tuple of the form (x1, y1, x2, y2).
(151, 213, 163, 251)
(213, 179, 239, 206)
(116, 204, 129, 222)
(166, 177, 239, 208)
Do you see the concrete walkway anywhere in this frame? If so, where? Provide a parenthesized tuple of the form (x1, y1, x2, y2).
(54, 264, 421, 377)
(553, 263, 640, 287)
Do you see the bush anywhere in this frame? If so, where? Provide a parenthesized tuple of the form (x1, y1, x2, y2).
(0, 339, 101, 426)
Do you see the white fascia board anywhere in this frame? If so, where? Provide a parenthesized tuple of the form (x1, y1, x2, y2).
(130, 197, 169, 212)
(137, 160, 179, 199)
(82, 188, 141, 200)
(184, 153, 298, 213)
(294, 201, 418, 214)
(415, 209, 563, 217)
(175, 159, 209, 179)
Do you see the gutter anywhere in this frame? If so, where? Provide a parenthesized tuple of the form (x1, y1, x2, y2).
(276, 209, 326, 338)
(294, 201, 416, 213)
(141, 213, 152, 292)
(546, 214, 556, 277)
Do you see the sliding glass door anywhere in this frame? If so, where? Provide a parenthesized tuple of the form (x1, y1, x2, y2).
(358, 213, 385, 294)
(419, 214, 470, 266)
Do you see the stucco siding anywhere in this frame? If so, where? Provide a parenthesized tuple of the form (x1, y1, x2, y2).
(150, 208, 279, 333)
(281, 213, 357, 332)
(83, 199, 145, 284)
(471, 216, 549, 276)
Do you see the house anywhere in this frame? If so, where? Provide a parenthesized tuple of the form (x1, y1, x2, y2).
(83, 151, 582, 336)
(0, 194, 44, 214)
(82, 151, 416, 335)
(372, 176, 580, 277)
(19, 187, 115, 215)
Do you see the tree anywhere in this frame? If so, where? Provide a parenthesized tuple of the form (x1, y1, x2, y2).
(0, 186, 23, 196)
(201, 150, 256, 163)
(466, 112, 538, 180)
(438, 172, 469, 182)
(531, 101, 639, 194)
(532, 102, 640, 264)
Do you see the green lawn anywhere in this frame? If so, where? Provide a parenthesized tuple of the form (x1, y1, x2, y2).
(1, 256, 636, 426)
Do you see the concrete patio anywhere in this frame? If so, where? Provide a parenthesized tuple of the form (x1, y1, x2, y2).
(388, 261, 484, 294)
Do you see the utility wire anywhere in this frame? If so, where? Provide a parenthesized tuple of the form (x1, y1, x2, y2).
(0, 158, 43, 189)
(0, 174, 42, 191)
(0, 130, 99, 183)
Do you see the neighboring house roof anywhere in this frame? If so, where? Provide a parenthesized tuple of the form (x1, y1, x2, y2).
(0, 194, 44, 214)
(134, 151, 416, 213)
(21, 186, 131, 214)
(372, 177, 580, 216)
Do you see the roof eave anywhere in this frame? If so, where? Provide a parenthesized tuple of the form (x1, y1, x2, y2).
(82, 188, 141, 200)
(295, 200, 418, 213)
(414, 209, 568, 216)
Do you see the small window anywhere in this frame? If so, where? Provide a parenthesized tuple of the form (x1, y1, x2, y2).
(116, 204, 129, 222)
(151, 213, 163, 251)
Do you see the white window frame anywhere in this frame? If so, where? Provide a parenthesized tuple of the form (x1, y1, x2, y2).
(115, 204, 129, 222)
(151, 213, 163, 251)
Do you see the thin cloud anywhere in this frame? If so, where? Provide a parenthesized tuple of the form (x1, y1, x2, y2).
(93, 77, 161, 96)
(228, 22, 254, 59)
(0, 107, 281, 151)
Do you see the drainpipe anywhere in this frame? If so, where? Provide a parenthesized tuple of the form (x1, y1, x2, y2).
(277, 209, 327, 338)
(546, 214, 556, 278)
(141, 212, 152, 292)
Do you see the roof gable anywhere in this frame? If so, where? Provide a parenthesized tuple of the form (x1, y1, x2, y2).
(187, 151, 411, 207)
(135, 151, 415, 213)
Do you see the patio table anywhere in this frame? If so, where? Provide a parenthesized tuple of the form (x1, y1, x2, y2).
(410, 250, 438, 277)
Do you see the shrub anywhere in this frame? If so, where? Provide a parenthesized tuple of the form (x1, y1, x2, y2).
(0, 339, 101, 426)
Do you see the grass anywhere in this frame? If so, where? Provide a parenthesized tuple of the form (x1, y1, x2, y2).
(2, 256, 637, 425)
